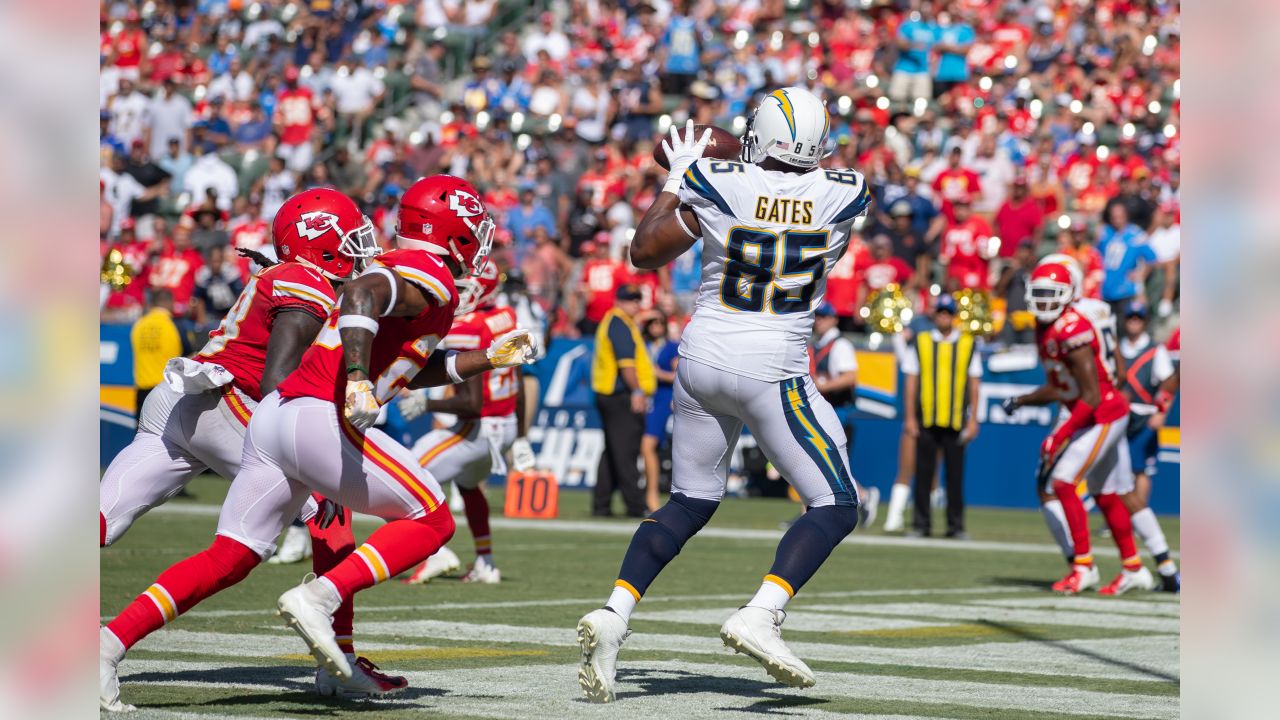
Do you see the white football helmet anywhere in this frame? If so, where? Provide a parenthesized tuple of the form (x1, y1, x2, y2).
(740, 87, 831, 169)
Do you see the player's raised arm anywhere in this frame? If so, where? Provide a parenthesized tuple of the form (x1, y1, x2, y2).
(631, 121, 708, 269)
(409, 328, 537, 389)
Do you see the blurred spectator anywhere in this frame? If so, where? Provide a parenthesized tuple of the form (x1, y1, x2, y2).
(933, 8, 975, 95)
(123, 140, 172, 231)
(522, 11, 570, 62)
(190, 198, 230, 254)
(640, 310, 679, 513)
(507, 186, 557, 250)
(520, 224, 572, 306)
(825, 235, 870, 330)
(146, 78, 194, 160)
(668, 236, 703, 315)
(156, 138, 192, 199)
(932, 147, 982, 221)
(1147, 202, 1181, 318)
(577, 238, 620, 336)
(994, 177, 1044, 259)
(148, 217, 204, 318)
(275, 66, 316, 173)
(131, 288, 183, 414)
(108, 77, 149, 147)
(193, 245, 245, 332)
(882, 201, 934, 282)
(994, 243, 1038, 345)
(660, 0, 700, 96)
(183, 144, 238, 212)
(890, 2, 938, 102)
(859, 235, 916, 310)
(229, 200, 271, 280)
(811, 302, 859, 456)
(969, 134, 1015, 215)
(1098, 203, 1157, 317)
(101, 152, 146, 237)
(331, 57, 385, 145)
(590, 284, 655, 518)
(939, 195, 994, 291)
(258, 156, 296, 222)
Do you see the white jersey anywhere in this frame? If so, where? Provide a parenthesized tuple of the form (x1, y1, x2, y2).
(676, 158, 871, 381)
(1072, 297, 1118, 376)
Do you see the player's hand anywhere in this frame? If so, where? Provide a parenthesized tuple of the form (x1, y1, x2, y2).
(961, 419, 979, 445)
(344, 379, 380, 429)
(397, 388, 429, 421)
(1000, 397, 1021, 416)
(487, 328, 537, 368)
(1148, 411, 1166, 430)
(510, 437, 536, 473)
(661, 119, 713, 181)
(316, 497, 347, 530)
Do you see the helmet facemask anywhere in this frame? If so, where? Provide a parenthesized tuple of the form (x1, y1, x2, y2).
(1026, 280, 1073, 323)
(339, 216, 382, 274)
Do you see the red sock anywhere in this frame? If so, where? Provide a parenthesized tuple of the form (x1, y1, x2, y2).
(100, 512, 107, 547)
(461, 488, 492, 560)
(1052, 481, 1093, 566)
(308, 505, 356, 654)
(106, 535, 259, 649)
(323, 508, 455, 599)
(1097, 493, 1143, 570)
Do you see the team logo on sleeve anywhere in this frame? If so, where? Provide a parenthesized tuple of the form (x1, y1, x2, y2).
(295, 211, 340, 241)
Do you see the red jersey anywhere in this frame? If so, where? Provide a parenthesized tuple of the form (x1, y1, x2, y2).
(442, 306, 520, 417)
(612, 266, 661, 309)
(581, 258, 621, 323)
(149, 243, 205, 315)
(1036, 306, 1128, 424)
(102, 240, 150, 310)
(112, 29, 147, 69)
(279, 249, 459, 407)
(940, 216, 993, 290)
(196, 263, 336, 402)
(862, 256, 913, 292)
(276, 87, 316, 145)
(230, 219, 271, 281)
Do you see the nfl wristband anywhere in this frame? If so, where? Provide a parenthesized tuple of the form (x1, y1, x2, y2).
(662, 174, 683, 195)
(337, 315, 379, 334)
(346, 363, 369, 377)
(444, 350, 465, 384)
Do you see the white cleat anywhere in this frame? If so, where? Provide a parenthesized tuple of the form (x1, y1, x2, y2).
(277, 578, 351, 680)
(100, 627, 135, 712)
(461, 560, 502, 584)
(267, 523, 313, 565)
(316, 656, 409, 698)
(720, 606, 816, 688)
(1099, 565, 1157, 596)
(403, 546, 462, 584)
(577, 608, 631, 703)
(858, 487, 880, 531)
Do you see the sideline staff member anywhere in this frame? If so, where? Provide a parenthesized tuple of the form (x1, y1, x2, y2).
(131, 289, 183, 415)
(901, 294, 982, 538)
(591, 285, 656, 517)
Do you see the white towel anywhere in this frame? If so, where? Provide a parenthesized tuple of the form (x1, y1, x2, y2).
(163, 357, 234, 394)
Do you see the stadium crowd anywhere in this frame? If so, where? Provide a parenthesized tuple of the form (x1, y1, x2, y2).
(99, 0, 1181, 346)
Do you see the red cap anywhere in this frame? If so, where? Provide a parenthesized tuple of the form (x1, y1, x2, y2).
(580, 240, 598, 254)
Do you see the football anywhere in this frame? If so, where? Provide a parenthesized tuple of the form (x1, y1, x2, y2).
(653, 124, 742, 170)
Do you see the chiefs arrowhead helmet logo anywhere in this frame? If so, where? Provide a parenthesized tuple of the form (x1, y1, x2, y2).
(447, 189, 484, 218)
(295, 211, 340, 241)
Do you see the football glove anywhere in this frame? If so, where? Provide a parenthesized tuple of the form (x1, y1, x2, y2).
(510, 437, 536, 473)
(661, 119, 713, 194)
(487, 328, 537, 368)
(397, 388, 429, 421)
(316, 497, 346, 530)
(344, 379, 380, 430)
(1000, 397, 1020, 416)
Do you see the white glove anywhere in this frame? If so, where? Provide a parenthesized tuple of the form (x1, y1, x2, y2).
(397, 388, 429, 421)
(661, 119, 713, 194)
(344, 379, 380, 429)
(1157, 298, 1174, 317)
(487, 328, 538, 368)
(510, 437, 536, 473)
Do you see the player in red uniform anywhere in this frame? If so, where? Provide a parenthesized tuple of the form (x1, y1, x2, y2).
(399, 262, 537, 585)
(1003, 262, 1155, 596)
(100, 176, 537, 712)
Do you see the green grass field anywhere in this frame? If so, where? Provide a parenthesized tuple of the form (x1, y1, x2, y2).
(101, 476, 1180, 719)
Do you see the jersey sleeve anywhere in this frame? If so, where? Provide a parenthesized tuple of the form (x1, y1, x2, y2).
(1052, 313, 1095, 353)
(677, 158, 734, 215)
(828, 338, 858, 374)
(440, 317, 483, 352)
(823, 168, 873, 224)
(371, 249, 457, 310)
(267, 264, 336, 321)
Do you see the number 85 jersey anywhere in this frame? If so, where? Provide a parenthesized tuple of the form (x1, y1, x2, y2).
(1035, 304, 1129, 425)
(676, 158, 871, 381)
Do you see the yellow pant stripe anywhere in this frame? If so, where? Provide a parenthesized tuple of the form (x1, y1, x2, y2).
(145, 584, 178, 623)
(764, 574, 795, 597)
(355, 545, 390, 582)
(614, 579, 641, 601)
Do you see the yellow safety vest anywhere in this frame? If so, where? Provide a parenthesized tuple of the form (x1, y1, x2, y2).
(917, 331, 975, 431)
(592, 308, 656, 396)
(131, 307, 182, 391)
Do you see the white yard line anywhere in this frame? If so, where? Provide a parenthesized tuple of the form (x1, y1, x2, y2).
(118, 657, 1177, 719)
(149, 502, 1180, 559)
(803, 602, 1179, 634)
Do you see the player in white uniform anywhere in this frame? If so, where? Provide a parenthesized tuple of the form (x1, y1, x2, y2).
(577, 88, 871, 702)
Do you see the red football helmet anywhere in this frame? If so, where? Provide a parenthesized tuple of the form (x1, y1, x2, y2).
(273, 188, 379, 280)
(395, 175, 495, 277)
(455, 259, 503, 316)
(1026, 262, 1076, 323)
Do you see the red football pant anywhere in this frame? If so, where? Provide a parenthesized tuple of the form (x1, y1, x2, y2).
(1096, 492, 1144, 570)
(323, 507, 455, 599)
(461, 487, 492, 558)
(106, 535, 260, 650)
(1052, 481, 1093, 565)
(307, 503, 355, 654)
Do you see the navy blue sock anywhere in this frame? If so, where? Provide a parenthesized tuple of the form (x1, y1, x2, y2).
(615, 493, 720, 598)
(767, 504, 859, 594)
